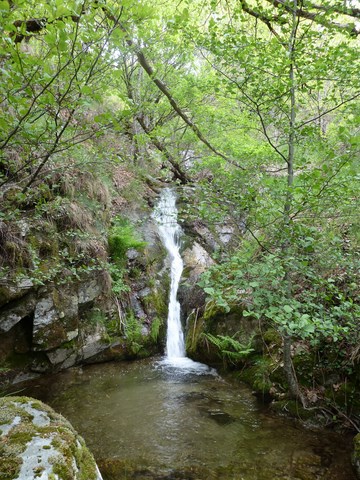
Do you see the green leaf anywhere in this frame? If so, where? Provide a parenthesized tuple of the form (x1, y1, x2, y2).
(283, 305, 293, 313)
(204, 287, 215, 295)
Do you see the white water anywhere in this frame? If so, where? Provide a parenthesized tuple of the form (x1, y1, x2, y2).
(153, 188, 185, 359)
(153, 188, 216, 374)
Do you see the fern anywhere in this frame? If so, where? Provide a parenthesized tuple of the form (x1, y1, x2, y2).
(203, 333, 254, 363)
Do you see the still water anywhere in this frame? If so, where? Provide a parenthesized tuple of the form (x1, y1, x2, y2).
(20, 357, 356, 480)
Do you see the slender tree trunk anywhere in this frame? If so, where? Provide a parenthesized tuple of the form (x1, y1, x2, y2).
(282, 0, 306, 405)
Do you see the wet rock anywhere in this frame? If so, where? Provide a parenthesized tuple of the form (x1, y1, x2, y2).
(180, 242, 214, 320)
(0, 396, 103, 480)
(205, 409, 236, 425)
(129, 293, 147, 319)
(182, 241, 214, 281)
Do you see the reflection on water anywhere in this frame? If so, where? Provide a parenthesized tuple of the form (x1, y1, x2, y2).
(20, 358, 356, 480)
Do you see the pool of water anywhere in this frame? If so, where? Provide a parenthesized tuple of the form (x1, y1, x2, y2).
(19, 357, 357, 480)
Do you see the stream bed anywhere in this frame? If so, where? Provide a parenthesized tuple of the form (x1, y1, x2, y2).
(17, 357, 356, 480)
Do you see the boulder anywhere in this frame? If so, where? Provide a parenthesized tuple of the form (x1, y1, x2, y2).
(0, 396, 103, 480)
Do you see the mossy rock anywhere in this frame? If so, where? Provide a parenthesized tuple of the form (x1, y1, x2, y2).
(292, 351, 317, 388)
(238, 357, 279, 400)
(0, 396, 102, 480)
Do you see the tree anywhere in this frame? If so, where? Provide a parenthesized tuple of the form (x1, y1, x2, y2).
(179, 0, 360, 403)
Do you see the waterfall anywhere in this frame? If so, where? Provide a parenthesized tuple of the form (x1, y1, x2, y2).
(153, 188, 185, 359)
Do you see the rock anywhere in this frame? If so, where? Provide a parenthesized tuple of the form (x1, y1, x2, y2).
(79, 323, 109, 362)
(129, 293, 147, 319)
(0, 293, 36, 333)
(32, 291, 79, 351)
(179, 242, 214, 319)
(0, 396, 103, 480)
(78, 279, 103, 305)
(0, 278, 34, 309)
(182, 241, 214, 281)
(47, 347, 77, 366)
(126, 248, 139, 260)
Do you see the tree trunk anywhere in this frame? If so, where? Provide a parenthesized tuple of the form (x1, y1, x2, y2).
(281, 0, 305, 406)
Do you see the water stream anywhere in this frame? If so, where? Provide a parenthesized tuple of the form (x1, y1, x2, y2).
(153, 188, 210, 372)
(153, 188, 185, 360)
(20, 360, 356, 480)
(14, 188, 357, 479)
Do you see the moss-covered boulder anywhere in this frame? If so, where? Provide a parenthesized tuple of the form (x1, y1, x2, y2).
(0, 396, 102, 480)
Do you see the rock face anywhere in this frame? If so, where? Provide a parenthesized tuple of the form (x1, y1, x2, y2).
(0, 396, 103, 480)
(0, 273, 113, 380)
(180, 241, 214, 319)
(0, 210, 170, 382)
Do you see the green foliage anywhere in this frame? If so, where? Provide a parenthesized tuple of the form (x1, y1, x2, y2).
(124, 313, 144, 355)
(108, 217, 146, 265)
(199, 231, 360, 347)
(203, 333, 254, 364)
(107, 264, 130, 296)
(150, 317, 162, 342)
(107, 217, 146, 297)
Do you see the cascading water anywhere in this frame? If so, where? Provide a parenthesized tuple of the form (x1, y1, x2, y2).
(154, 188, 215, 373)
(153, 188, 185, 359)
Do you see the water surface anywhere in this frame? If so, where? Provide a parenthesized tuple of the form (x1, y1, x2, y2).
(21, 358, 356, 480)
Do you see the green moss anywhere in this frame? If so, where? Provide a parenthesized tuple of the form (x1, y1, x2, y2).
(84, 308, 107, 327)
(74, 438, 98, 480)
(326, 381, 360, 415)
(0, 457, 22, 480)
(186, 312, 207, 356)
(238, 357, 274, 395)
(142, 289, 168, 318)
(262, 328, 282, 346)
(292, 351, 317, 387)
(202, 301, 226, 323)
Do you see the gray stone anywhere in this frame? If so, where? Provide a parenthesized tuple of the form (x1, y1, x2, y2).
(138, 287, 151, 298)
(182, 242, 214, 281)
(0, 293, 36, 332)
(216, 225, 234, 244)
(0, 277, 34, 308)
(78, 279, 103, 305)
(32, 290, 79, 351)
(126, 248, 139, 260)
(0, 396, 103, 480)
(33, 296, 57, 328)
(80, 325, 109, 361)
(47, 348, 76, 366)
(129, 294, 146, 319)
